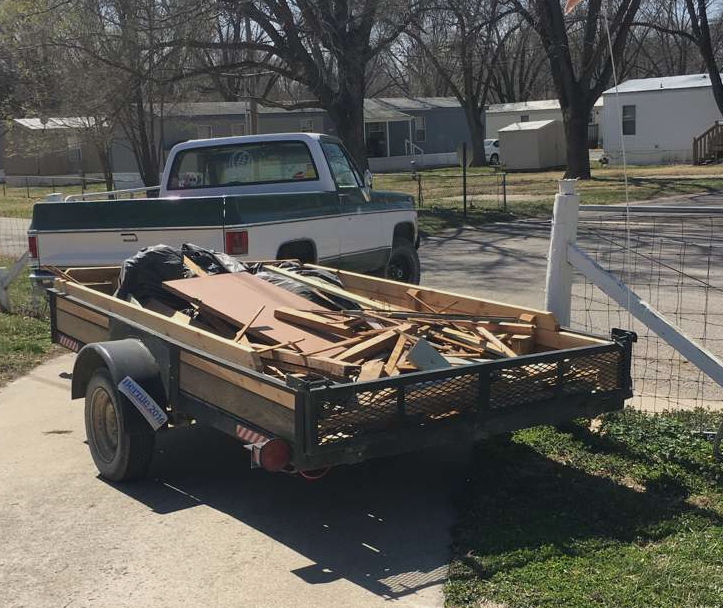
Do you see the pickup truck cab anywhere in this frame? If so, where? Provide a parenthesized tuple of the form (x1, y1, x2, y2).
(29, 133, 420, 285)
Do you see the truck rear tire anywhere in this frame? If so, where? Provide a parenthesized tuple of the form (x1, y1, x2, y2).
(84, 368, 155, 481)
(385, 238, 421, 284)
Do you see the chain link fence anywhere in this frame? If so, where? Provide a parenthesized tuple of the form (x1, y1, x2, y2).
(0, 210, 44, 318)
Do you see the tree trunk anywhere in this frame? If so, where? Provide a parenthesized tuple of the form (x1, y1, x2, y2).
(465, 107, 487, 166)
(328, 73, 368, 169)
(562, 109, 591, 179)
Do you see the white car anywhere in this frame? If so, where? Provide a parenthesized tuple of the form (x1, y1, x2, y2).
(484, 139, 500, 165)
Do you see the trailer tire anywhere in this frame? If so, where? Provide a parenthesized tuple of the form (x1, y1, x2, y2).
(385, 238, 421, 285)
(84, 368, 155, 481)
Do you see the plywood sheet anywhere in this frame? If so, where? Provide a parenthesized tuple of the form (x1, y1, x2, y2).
(163, 273, 340, 352)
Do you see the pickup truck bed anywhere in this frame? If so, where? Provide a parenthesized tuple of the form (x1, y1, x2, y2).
(49, 266, 635, 474)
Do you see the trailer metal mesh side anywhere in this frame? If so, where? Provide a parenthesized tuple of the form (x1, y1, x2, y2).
(308, 338, 631, 448)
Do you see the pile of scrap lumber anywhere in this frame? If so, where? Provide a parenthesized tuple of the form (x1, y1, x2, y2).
(151, 262, 539, 384)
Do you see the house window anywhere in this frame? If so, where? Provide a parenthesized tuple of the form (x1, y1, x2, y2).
(622, 105, 636, 135)
(520, 114, 530, 122)
(415, 116, 426, 142)
(196, 125, 213, 139)
(231, 123, 245, 136)
(300, 118, 314, 132)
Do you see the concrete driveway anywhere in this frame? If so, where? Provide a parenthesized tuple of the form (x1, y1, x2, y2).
(0, 356, 463, 608)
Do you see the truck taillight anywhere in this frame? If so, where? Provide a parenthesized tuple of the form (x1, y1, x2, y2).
(28, 235, 38, 259)
(225, 230, 248, 255)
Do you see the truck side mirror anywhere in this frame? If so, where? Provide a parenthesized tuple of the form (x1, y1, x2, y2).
(364, 169, 373, 189)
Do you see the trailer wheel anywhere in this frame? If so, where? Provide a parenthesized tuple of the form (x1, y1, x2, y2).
(385, 239, 421, 284)
(84, 368, 154, 481)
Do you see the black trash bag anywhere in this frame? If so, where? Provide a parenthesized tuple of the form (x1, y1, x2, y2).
(181, 243, 248, 274)
(256, 261, 362, 311)
(116, 244, 190, 308)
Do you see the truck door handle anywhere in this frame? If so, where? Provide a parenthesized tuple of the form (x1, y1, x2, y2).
(121, 232, 138, 242)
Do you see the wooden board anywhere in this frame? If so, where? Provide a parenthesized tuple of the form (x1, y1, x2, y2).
(56, 297, 110, 329)
(56, 309, 109, 345)
(162, 273, 340, 352)
(179, 351, 295, 409)
(309, 265, 562, 333)
(57, 280, 263, 372)
(179, 362, 295, 441)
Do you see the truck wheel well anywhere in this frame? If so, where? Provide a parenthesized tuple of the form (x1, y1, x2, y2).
(393, 222, 415, 245)
(277, 240, 317, 264)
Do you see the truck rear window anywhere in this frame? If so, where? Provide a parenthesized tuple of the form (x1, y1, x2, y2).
(167, 140, 319, 190)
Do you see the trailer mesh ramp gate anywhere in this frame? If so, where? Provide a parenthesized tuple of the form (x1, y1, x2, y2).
(309, 344, 626, 447)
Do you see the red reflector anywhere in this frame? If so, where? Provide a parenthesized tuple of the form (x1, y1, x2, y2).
(225, 230, 248, 255)
(259, 439, 291, 472)
(28, 235, 38, 259)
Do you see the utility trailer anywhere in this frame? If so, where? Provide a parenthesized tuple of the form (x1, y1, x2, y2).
(48, 265, 635, 480)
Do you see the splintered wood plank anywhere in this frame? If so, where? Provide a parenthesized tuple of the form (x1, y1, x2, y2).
(475, 325, 517, 357)
(259, 348, 360, 378)
(334, 324, 412, 362)
(384, 334, 407, 376)
(358, 360, 385, 381)
(274, 307, 356, 337)
(510, 334, 534, 355)
(307, 265, 560, 331)
(162, 273, 339, 352)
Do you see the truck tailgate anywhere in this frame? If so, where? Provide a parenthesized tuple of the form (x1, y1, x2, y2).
(31, 197, 225, 267)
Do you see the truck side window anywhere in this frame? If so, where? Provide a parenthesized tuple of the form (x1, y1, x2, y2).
(321, 142, 362, 189)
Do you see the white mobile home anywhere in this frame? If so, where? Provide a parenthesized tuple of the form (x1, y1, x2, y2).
(601, 74, 723, 165)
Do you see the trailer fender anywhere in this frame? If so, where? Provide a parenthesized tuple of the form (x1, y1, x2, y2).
(71, 339, 168, 432)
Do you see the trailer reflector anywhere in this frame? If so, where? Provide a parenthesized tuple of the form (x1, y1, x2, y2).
(259, 439, 291, 472)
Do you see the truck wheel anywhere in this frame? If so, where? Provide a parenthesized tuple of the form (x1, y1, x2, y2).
(84, 368, 154, 481)
(489, 153, 499, 165)
(386, 239, 421, 284)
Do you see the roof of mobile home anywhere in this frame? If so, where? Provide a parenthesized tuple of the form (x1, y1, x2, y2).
(602, 73, 720, 95)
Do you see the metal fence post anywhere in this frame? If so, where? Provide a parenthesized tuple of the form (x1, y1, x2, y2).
(544, 180, 579, 326)
(502, 172, 507, 212)
(462, 143, 467, 219)
(418, 174, 423, 208)
(25, 177, 30, 198)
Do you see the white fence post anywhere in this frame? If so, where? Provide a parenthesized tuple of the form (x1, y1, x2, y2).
(0, 251, 30, 313)
(544, 180, 579, 326)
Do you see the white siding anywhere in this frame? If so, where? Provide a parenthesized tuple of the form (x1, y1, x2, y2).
(602, 86, 723, 165)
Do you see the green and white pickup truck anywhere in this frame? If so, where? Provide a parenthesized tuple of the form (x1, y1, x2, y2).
(28, 133, 420, 285)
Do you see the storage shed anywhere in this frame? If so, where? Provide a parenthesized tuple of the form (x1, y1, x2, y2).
(498, 119, 567, 170)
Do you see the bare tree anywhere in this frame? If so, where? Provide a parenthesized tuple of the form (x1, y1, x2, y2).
(190, 0, 416, 166)
(405, 0, 513, 165)
(488, 18, 552, 102)
(509, 0, 641, 179)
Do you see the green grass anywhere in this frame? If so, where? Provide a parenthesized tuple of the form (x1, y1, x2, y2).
(0, 257, 55, 385)
(0, 183, 108, 218)
(374, 164, 723, 233)
(445, 409, 723, 608)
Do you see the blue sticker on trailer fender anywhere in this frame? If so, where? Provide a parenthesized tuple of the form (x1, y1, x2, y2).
(118, 376, 168, 431)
